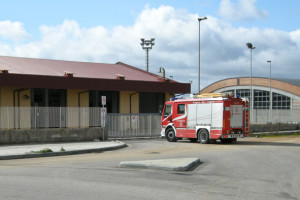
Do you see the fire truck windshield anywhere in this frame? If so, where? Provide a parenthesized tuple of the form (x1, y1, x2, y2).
(163, 104, 172, 118)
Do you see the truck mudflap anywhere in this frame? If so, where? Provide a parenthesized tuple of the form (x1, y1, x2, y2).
(221, 134, 248, 139)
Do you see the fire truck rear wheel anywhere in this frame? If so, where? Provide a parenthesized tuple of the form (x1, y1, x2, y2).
(198, 129, 210, 144)
(166, 128, 177, 142)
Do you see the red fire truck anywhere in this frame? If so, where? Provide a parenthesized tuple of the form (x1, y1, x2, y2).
(161, 94, 250, 144)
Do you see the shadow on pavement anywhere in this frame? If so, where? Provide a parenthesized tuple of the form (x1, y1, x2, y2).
(235, 140, 300, 147)
(177, 139, 300, 147)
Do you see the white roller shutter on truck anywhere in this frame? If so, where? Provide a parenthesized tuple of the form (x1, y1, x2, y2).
(187, 103, 223, 128)
(230, 105, 243, 128)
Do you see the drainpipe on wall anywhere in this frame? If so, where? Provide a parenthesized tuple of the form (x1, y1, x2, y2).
(13, 88, 29, 129)
(129, 92, 138, 131)
(129, 92, 138, 114)
(78, 91, 89, 128)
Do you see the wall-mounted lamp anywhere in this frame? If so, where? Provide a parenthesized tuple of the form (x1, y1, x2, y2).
(158, 67, 165, 79)
(24, 94, 30, 99)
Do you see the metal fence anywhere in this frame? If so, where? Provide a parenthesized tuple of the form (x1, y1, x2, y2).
(0, 107, 162, 138)
(251, 109, 300, 124)
(0, 107, 106, 129)
(1, 106, 299, 135)
(107, 113, 161, 139)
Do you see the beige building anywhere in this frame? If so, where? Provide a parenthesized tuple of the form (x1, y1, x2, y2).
(0, 56, 190, 130)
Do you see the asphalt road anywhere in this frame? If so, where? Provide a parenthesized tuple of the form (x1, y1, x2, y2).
(0, 136, 299, 200)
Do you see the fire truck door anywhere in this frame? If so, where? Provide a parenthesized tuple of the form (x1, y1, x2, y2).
(173, 103, 187, 128)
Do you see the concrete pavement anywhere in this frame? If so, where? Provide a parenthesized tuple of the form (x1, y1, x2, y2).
(0, 139, 202, 172)
(0, 140, 127, 160)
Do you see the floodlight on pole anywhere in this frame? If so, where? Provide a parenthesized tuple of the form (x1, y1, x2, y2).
(198, 16, 207, 94)
(246, 42, 255, 123)
(140, 38, 155, 71)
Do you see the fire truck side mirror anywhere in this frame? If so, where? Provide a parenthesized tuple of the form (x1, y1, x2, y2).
(159, 104, 163, 114)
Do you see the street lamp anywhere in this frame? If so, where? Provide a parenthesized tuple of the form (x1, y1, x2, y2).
(246, 42, 255, 123)
(158, 67, 165, 79)
(140, 38, 155, 72)
(267, 60, 272, 123)
(198, 16, 207, 94)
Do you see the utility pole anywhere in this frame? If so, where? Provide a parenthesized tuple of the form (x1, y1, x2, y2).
(246, 42, 255, 123)
(198, 17, 207, 94)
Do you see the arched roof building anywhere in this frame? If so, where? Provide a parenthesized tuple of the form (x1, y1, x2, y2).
(201, 77, 300, 110)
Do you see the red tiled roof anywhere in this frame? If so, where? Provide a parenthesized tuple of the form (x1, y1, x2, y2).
(0, 55, 166, 82)
(0, 55, 190, 93)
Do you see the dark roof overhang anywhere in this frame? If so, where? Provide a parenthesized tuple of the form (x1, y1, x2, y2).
(0, 73, 190, 93)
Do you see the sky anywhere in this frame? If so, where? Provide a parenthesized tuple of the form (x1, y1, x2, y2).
(0, 0, 300, 93)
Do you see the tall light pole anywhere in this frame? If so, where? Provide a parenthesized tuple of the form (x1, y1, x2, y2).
(198, 16, 207, 94)
(140, 38, 155, 72)
(267, 60, 272, 123)
(246, 43, 255, 123)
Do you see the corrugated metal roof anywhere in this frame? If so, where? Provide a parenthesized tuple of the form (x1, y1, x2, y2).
(0, 55, 167, 82)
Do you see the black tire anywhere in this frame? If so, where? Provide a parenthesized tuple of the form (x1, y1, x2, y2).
(198, 129, 210, 144)
(189, 138, 198, 143)
(166, 128, 177, 142)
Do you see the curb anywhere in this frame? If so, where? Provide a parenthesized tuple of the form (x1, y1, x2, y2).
(251, 130, 300, 136)
(0, 142, 127, 160)
(120, 158, 201, 171)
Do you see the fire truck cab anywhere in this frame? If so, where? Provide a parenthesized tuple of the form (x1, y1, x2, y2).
(161, 94, 250, 144)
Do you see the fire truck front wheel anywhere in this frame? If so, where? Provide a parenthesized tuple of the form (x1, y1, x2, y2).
(198, 129, 210, 144)
(165, 128, 177, 142)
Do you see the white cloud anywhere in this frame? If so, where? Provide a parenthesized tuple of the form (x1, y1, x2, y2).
(219, 0, 268, 21)
(0, 5, 300, 93)
(0, 20, 30, 41)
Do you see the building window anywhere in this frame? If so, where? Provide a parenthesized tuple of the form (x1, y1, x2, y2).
(273, 92, 291, 109)
(32, 88, 46, 107)
(31, 88, 66, 128)
(139, 92, 164, 113)
(222, 90, 234, 96)
(236, 89, 250, 99)
(48, 89, 66, 107)
(31, 88, 66, 107)
(254, 90, 270, 109)
(89, 91, 119, 113)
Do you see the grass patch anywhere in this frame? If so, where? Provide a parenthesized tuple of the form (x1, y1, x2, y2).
(31, 148, 53, 154)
